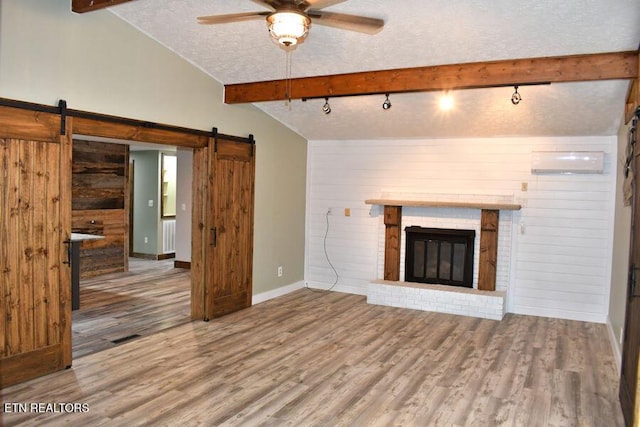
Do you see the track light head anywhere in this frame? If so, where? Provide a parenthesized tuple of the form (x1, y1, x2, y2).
(439, 92, 454, 111)
(511, 86, 522, 105)
(322, 97, 331, 114)
(382, 93, 392, 110)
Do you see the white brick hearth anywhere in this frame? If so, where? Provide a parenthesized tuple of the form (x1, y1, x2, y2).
(366, 194, 514, 320)
(367, 280, 506, 320)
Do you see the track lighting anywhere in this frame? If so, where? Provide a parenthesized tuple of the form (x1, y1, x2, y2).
(382, 93, 392, 110)
(511, 86, 522, 105)
(307, 82, 538, 115)
(322, 97, 331, 114)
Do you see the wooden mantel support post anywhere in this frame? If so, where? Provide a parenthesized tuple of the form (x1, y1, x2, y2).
(478, 209, 499, 291)
(383, 206, 402, 281)
(372, 200, 518, 288)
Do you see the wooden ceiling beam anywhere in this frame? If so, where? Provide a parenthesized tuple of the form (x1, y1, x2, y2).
(72, 0, 136, 13)
(625, 49, 640, 124)
(225, 50, 639, 104)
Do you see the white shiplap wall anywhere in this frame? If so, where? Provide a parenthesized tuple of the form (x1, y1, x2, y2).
(305, 136, 616, 323)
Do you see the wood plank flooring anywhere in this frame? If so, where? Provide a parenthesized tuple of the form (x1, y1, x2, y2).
(72, 258, 191, 358)
(2, 290, 624, 426)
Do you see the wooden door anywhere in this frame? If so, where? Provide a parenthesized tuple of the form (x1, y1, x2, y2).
(621, 114, 640, 426)
(0, 105, 72, 387)
(203, 134, 255, 319)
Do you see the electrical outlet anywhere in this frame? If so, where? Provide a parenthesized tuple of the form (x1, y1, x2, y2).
(277, 266, 283, 277)
(144, 237, 148, 244)
(521, 182, 528, 192)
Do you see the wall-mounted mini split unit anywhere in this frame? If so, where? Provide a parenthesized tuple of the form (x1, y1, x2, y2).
(531, 151, 604, 174)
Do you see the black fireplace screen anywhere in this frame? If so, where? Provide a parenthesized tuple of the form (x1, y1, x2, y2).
(405, 226, 475, 288)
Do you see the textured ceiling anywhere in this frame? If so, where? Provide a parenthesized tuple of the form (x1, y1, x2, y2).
(110, 0, 640, 140)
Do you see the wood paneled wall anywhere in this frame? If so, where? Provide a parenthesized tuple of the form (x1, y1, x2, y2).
(72, 139, 128, 278)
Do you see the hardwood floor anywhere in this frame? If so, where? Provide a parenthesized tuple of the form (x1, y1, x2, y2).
(2, 290, 624, 426)
(72, 258, 191, 358)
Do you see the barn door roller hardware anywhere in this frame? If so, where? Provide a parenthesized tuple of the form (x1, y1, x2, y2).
(58, 100, 67, 135)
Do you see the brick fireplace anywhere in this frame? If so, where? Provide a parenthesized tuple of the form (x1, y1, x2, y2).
(364, 196, 521, 320)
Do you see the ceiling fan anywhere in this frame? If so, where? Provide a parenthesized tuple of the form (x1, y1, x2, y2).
(197, 0, 384, 48)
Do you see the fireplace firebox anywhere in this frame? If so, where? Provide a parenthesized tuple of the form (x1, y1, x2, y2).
(405, 226, 475, 288)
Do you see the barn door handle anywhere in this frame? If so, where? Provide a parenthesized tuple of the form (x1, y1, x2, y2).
(63, 239, 72, 267)
(629, 265, 640, 297)
(210, 227, 217, 247)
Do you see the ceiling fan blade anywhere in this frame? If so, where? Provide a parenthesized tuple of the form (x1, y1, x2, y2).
(250, 0, 282, 11)
(308, 11, 384, 35)
(299, 0, 347, 10)
(197, 11, 270, 25)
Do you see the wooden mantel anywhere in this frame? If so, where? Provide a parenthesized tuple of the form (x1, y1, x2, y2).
(366, 199, 521, 291)
(365, 199, 522, 211)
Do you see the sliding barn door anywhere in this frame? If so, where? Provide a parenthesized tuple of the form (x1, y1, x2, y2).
(621, 114, 640, 426)
(203, 134, 255, 319)
(0, 105, 72, 387)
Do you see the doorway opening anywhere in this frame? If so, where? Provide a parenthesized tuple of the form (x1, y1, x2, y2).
(71, 138, 193, 358)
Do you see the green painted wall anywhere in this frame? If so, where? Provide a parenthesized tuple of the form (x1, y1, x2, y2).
(0, 0, 307, 295)
(130, 151, 160, 255)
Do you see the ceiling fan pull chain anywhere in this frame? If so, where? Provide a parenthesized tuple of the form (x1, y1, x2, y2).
(285, 49, 293, 107)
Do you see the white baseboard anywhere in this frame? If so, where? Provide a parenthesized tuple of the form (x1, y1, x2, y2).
(607, 316, 622, 374)
(510, 305, 607, 324)
(252, 281, 304, 305)
(304, 281, 367, 296)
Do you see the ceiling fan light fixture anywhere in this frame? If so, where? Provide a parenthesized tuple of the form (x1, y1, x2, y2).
(267, 11, 311, 47)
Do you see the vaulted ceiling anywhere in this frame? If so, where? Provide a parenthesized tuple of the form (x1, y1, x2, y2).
(77, 0, 639, 140)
